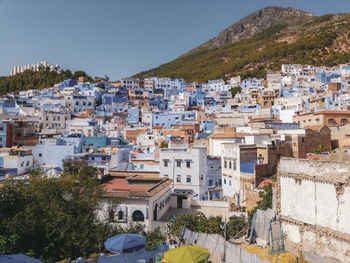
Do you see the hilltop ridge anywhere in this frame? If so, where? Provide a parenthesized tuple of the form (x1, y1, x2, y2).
(133, 7, 350, 82)
(191, 6, 314, 51)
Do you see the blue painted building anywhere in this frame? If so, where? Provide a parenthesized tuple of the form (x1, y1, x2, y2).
(207, 156, 222, 200)
(152, 111, 196, 128)
(149, 96, 168, 110)
(241, 104, 261, 112)
(316, 72, 341, 83)
(240, 161, 257, 174)
(127, 107, 140, 125)
(102, 93, 119, 105)
(0, 120, 14, 148)
(83, 136, 108, 152)
(201, 120, 216, 133)
(57, 79, 78, 90)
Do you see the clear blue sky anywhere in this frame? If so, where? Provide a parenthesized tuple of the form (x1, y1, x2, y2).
(0, 0, 349, 81)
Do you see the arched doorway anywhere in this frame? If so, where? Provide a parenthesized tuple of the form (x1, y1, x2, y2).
(153, 203, 158, 221)
(132, 210, 144, 222)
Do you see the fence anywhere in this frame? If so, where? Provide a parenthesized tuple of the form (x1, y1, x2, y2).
(181, 228, 269, 263)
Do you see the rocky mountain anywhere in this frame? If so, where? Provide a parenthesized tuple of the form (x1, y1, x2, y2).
(192, 6, 313, 51)
(133, 7, 350, 82)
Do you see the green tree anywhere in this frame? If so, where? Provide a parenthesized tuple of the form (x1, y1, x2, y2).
(160, 141, 169, 148)
(229, 86, 242, 98)
(0, 164, 119, 262)
(143, 227, 166, 251)
(248, 184, 273, 225)
(169, 212, 247, 240)
(226, 215, 247, 239)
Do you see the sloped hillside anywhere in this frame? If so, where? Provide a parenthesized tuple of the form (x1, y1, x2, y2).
(133, 7, 350, 82)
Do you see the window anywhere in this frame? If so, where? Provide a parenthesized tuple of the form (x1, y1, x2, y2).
(328, 118, 336, 125)
(229, 180, 232, 186)
(176, 175, 181, 183)
(209, 180, 213, 186)
(186, 161, 191, 168)
(224, 178, 226, 184)
(224, 160, 227, 168)
(164, 174, 168, 177)
(132, 210, 144, 222)
(20, 162, 24, 167)
(75, 102, 79, 106)
(163, 160, 168, 167)
(117, 210, 124, 220)
(186, 175, 191, 183)
(176, 160, 181, 167)
(233, 161, 236, 170)
(229, 161, 232, 169)
(26, 161, 30, 166)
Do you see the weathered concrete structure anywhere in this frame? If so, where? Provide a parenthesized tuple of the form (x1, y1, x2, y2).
(277, 158, 350, 262)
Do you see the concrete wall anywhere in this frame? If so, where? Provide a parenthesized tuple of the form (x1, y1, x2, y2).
(278, 158, 350, 262)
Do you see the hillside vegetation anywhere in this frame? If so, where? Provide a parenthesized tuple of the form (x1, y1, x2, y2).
(0, 68, 108, 95)
(134, 8, 350, 82)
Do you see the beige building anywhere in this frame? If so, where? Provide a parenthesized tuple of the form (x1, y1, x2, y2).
(294, 110, 350, 128)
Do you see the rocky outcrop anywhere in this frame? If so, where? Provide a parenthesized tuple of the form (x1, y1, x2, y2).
(191, 6, 313, 51)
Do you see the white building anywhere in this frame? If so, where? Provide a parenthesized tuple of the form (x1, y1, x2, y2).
(136, 132, 157, 153)
(26, 139, 75, 169)
(220, 143, 257, 205)
(208, 132, 245, 157)
(10, 61, 59, 76)
(208, 79, 230, 94)
(66, 118, 99, 136)
(159, 146, 208, 200)
(98, 175, 173, 230)
(141, 111, 153, 127)
(64, 95, 95, 114)
(144, 77, 156, 90)
(121, 78, 140, 89)
(154, 78, 185, 90)
(0, 148, 33, 175)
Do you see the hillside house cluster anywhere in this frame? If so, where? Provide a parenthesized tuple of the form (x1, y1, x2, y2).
(2, 63, 350, 260)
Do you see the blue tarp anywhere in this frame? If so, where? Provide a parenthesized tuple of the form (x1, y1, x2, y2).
(98, 244, 169, 263)
(0, 254, 42, 263)
(105, 234, 146, 253)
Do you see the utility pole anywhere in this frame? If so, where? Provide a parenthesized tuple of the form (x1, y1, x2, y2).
(172, 155, 175, 191)
(223, 216, 227, 262)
